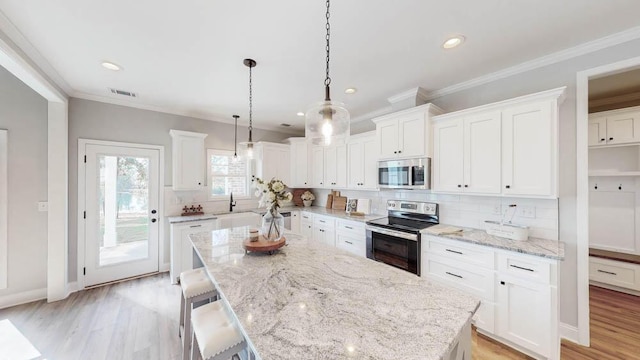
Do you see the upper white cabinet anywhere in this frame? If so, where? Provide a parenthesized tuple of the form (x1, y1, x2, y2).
(255, 142, 291, 185)
(348, 132, 378, 190)
(308, 143, 347, 189)
(589, 106, 640, 147)
(432, 87, 566, 198)
(433, 112, 501, 194)
(310, 146, 325, 187)
(373, 104, 444, 160)
(170, 130, 207, 191)
(288, 138, 310, 187)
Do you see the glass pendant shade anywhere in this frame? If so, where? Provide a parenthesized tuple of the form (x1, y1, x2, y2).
(306, 100, 350, 146)
(241, 142, 254, 159)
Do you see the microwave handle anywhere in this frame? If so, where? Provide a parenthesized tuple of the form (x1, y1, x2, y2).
(408, 165, 414, 186)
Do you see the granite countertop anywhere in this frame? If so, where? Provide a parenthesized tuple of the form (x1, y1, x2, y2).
(190, 227, 480, 360)
(281, 206, 386, 223)
(425, 225, 565, 260)
(167, 213, 219, 224)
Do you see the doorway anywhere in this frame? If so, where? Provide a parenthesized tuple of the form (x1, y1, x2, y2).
(79, 140, 163, 287)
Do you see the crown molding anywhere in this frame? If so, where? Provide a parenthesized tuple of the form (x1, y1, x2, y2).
(0, 9, 72, 96)
(387, 87, 430, 104)
(72, 92, 304, 136)
(425, 25, 640, 101)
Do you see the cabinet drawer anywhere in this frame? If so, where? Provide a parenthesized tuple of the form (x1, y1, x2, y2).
(589, 257, 640, 290)
(314, 215, 335, 228)
(336, 234, 366, 258)
(425, 236, 495, 269)
(425, 254, 495, 301)
(498, 253, 551, 284)
(301, 212, 313, 222)
(336, 220, 365, 237)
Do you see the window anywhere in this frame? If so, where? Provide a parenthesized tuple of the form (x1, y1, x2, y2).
(207, 149, 251, 199)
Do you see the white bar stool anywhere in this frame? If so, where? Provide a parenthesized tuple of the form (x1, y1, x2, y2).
(179, 268, 217, 360)
(191, 301, 247, 360)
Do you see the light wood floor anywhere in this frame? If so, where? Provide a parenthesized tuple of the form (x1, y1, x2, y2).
(1, 275, 638, 360)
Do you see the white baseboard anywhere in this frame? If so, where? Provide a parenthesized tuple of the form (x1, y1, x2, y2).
(66, 281, 79, 296)
(0, 287, 47, 309)
(560, 322, 579, 344)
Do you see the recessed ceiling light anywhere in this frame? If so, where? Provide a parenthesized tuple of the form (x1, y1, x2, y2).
(296, 112, 305, 117)
(442, 35, 465, 49)
(101, 61, 122, 71)
(345, 88, 357, 94)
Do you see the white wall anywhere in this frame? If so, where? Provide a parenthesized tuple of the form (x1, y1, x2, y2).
(350, 37, 640, 329)
(0, 65, 48, 301)
(68, 98, 294, 281)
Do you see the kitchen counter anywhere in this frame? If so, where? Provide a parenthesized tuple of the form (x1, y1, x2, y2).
(190, 227, 480, 360)
(427, 225, 565, 260)
(276, 206, 385, 223)
(167, 213, 218, 224)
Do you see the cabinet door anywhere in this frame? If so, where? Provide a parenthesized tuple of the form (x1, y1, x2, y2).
(606, 111, 640, 145)
(347, 140, 364, 188)
(464, 112, 502, 194)
(291, 211, 301, 234)
(398, 113, 426, 158)
(588, 117, 607, 146)
(377, 119, 399, 159)
(262, 146, 279, 181)
(311, 146, 325, 187)
(301, 222, 313, 239)
(362, 138, 379, 190)
(172, 135, 205, 190)
(324, 146, 337, 186)
(433, 119, 464, 192)
(291, 141, 309, 187)
(335, 144, 347, 188)
(277, 148, 291, 185)
(502, 101, 554, 196)
(336, 233, 365, 257)
(497, 276, 551, 358)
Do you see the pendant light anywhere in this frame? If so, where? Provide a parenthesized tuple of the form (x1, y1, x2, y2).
(232, 114, 240, 162)
(305, 0, 350, 146)
(240, 58, 256, 159)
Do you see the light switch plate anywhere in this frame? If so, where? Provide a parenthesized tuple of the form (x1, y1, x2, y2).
(38, 201, 48, 212)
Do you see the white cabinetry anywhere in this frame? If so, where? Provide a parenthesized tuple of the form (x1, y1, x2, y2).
(373, 104, 443, 160)
(589, 107, 640, 147)
(589, 256, 640, 293)
(291, 211, 300, 234)
(311, 146, 325, 188)
(169, 218, 217, 284)
(347, 132, 378, 190)
(255, 142, 291, 185)
(170, 130, 207, 191)
(313, 215, 335, 246)
(288, 138, 310, 187)
(335, 220, 366, 257)
(324, 144, 347, 188)
(300, 211, 313, 238)
(432, 87, 565, 198)
(422, 235, 559, 360)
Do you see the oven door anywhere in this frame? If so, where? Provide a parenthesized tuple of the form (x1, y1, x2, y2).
(366, 226, 420, 275)
(378, 164, 411, 188)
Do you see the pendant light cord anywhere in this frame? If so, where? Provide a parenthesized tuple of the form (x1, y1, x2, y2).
(324, 0, 331, 101)
(233, 115, 239, 157)
(248, 64, 253, 142)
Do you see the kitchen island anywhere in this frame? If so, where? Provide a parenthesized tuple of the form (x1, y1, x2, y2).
(190, 227, 480, 360)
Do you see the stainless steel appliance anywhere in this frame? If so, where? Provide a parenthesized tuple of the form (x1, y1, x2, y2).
(366, 200, 439, 276)
(378, 158, 431, 190)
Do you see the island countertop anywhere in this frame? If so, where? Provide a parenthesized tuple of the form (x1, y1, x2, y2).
(190, 227, 480, 360)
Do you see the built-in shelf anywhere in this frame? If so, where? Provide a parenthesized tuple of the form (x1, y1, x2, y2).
(589, 170, 640, 177)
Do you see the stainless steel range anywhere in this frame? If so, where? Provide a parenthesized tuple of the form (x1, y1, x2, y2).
(365, 200, 439, 276)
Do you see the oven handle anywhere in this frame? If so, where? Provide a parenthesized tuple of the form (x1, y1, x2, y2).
(366, 225, 418, 242)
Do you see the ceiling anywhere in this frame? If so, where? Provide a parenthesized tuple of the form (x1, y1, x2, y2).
(589, 68, 640, 99)
(2, 1, 640, 133)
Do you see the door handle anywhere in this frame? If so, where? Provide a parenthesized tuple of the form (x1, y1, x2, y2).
(151, 218, 157, 223)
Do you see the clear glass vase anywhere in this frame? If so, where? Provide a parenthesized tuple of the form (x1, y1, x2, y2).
(261, 208, 284, 241)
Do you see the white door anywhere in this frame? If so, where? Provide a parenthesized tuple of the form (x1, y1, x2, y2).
(347, 140, 363, 188)
(324, 146, 337, 186)
(502, 101, 553, 196)
(433, 119, 464, 192)
(588, 117, 607, 146)
(362, 137, 379, 189)
(398, 114, 426, 158)
(464, 112, 502, 194)
(311, 146, 325, 187)
(606, 111, 640, 145)
(83, 143, 160, 287)
(291, 141, 309, 187)
(377, 119, 399, 159)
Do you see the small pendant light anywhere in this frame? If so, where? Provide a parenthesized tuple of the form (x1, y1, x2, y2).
(305, 0, 350, 146)
(240, 58, 257, 159)
(232, 114, 240, 162)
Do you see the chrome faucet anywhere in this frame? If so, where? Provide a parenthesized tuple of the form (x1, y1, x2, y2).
(229, 192, 237, 212)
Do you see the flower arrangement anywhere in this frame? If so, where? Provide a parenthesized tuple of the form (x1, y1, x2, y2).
(301, 191, 316, 202)
(253, 177, 292, 240)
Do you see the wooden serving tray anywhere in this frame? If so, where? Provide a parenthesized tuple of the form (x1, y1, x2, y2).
(243, 236, 286, 255)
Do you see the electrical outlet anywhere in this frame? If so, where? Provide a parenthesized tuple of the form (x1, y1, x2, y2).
(518, 206, 536, 218)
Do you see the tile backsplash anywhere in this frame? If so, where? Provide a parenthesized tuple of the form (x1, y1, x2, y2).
(311, 189, 559, 241)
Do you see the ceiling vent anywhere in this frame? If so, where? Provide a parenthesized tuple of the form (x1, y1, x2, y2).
(280, 123, 291, 127)
(109, 88, 137, 98)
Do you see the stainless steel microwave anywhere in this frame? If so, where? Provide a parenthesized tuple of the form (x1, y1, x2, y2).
(378, 158, 431, 189)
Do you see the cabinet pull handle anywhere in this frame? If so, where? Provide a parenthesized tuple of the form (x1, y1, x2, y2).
(505, 185, 511, 189)
(457, 184, 462, 188)
(446, 271, 463, 279)
(446, 249, 463, 255)
(500, 281, 505, 285)
(319, 220, 325, 223)
(398, 150, 402, 153)
(345, 241, 353, 245)
(394, 151, 398, 154)
(510, 264, 534, 272)
(619, 185, 622, 190)
(190, 225, 202, 228)
(345, 226, 353, 230)
(594, 184, 598, 190)
(600, 138, 605, 142)
(597, 269, 617, 276)
(609, 137, 614, 141)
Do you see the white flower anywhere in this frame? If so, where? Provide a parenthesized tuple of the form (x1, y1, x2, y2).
(268, 192, 276, 201)
(285, 192, 293, 201)
(272, 181, 284, 193)
(301, 191, 315, 201)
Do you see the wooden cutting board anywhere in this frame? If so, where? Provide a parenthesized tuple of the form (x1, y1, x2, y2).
(332, 196, 347, 210)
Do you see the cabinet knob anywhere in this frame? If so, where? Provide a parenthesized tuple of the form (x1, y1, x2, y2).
(600, 138, 605, 142)
(464, 185, 468, 188)
(500, 281, 505, 285)
(151, 209, 157, 214)
(151, 218, 157, 223)
(198, 182, 202, 185)
(505, 185, 511, 189)
(394, 151, 397, 154)
(457, 184, 462, 188)
(609, 137, 614, 141)
(398, 150, 402, 153)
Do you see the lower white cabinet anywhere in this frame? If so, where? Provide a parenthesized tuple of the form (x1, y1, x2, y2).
(298, 212, 366, 257)
(335, 220, 366, 257)
(300, 211, 313, 238)
(589, 256, 640, 292)
(313, 215, 336, 246)
(291, 211, 300, 234)
(169, 219, 217, 284)
(422, 235, 559, 360)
